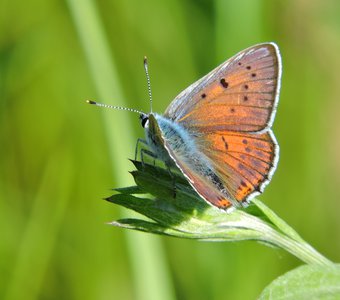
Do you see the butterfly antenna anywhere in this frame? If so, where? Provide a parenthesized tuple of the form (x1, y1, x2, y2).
(143, 56, 153, 112)
(86, 100, 144, 115)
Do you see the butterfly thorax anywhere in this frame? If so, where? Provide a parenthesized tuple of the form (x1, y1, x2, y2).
(142, 113, 192, 166)
(142, 113, 198, 165)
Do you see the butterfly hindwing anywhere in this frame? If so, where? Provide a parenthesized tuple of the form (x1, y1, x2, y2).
(199, 130, 278, 203)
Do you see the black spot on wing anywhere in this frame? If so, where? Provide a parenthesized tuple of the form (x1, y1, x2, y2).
(220, 78, 229, 88)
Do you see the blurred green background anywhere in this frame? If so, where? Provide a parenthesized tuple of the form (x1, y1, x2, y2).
(1, 0, 340, 299)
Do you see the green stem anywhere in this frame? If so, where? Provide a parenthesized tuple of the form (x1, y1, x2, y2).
(240, 212, 333, 266)
(267, 228, 333, 267)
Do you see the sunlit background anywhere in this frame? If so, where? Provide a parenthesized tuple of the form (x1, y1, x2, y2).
(1, 0, 340, 299)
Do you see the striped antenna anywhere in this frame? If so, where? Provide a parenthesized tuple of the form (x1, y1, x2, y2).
(86, 100, 144, 115)
(143, 56, 153, 112)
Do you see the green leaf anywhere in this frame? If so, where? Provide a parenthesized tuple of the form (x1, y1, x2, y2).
(113, 185, 145, 194)
(259, 264, 340, 300)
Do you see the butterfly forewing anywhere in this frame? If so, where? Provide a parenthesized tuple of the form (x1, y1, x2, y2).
(164, 43, 281, 133)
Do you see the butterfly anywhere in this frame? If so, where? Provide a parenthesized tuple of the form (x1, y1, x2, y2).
(89, 42, 281, 210)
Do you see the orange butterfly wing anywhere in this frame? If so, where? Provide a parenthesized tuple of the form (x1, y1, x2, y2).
(162, 43, 281, 208)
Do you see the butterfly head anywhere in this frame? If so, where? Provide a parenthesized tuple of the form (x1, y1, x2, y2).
(140, 113, 149, 128)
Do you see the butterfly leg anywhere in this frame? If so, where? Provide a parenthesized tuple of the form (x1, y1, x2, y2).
(134, 138, 148, 160)
(140, 149, 157, 166)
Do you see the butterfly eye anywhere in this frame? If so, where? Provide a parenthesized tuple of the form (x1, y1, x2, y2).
(140, 114, 149, 128)
(143, 119, 149, 128)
